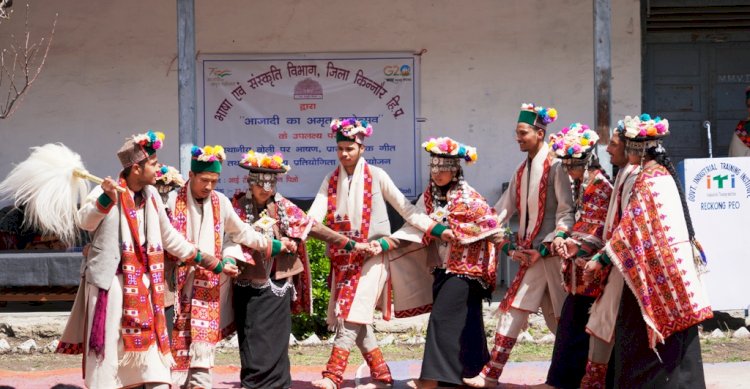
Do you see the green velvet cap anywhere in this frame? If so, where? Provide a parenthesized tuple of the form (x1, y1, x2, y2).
(191, 160, 222, 173)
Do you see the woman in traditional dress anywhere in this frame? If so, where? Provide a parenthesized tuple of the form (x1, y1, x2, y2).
(388, 137, 504, 388)
(542, 123, 613, 388)
(584, 114, 712, 388)
(227, 150, 365, 389)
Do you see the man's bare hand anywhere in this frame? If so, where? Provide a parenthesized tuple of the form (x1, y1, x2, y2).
(280, 237, 297, 253)
(440, 229, 456, 243)
(101, 176, 118, 201)
(520, 249, 542, 266)
(583, 260, 603, 283)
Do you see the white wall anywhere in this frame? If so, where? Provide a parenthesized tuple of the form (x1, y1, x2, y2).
(0, 0, 641, 204)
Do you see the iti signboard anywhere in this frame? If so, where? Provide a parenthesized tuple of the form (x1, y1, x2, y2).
(682, 157, 750, 311)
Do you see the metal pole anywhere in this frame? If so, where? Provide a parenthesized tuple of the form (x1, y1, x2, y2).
(594, 0, 613, 174)
(704, 121, 713, 158)
(177, 0, 197, 175)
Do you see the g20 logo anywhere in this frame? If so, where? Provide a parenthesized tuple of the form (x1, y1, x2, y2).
(383, 64, 411, 77)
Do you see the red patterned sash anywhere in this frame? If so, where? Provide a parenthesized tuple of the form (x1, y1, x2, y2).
(118, 179, 171, 358)
(325, 164, 373, 320)
(499, 158, 550, 312)
(171, 186, 223, 371)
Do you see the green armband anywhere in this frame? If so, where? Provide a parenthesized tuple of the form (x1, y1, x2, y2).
(212, 259, 224, 274)
(593, 252, 611, 266)
(538, 243, 550, 257)
(576, 248, 589, 258)
(271, 239, 282, 256)
(501, 241, 516, 255)
(344, 240, 356, 252)
(96, 193, 113, 210)
(378, 238, 390, 252)
(555, 231, 568, 239)
(223, 257, 236, 266)
(430, 223, 448, 238)
(195, 250, 202, 264)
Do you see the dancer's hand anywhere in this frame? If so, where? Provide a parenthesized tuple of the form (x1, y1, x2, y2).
(552, 236, 567, 258)
(366, 240, 383, 256)
(101, 176, 118, 202)
(280, 237, 297, 254)
(520, 249, 542, 266)
(583, 260, 602, 283)
(222, 261, 239, 278)
(440, 229, 456, 243)
(353, 242, 372, 256)
(563, 239, 579, 259)
(509, 250, 529, 264)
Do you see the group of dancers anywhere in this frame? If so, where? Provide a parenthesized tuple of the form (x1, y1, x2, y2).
(45, 102, 710, 389)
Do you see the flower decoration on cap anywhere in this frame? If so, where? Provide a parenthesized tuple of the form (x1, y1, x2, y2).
(239, 150, 290, 173)
(330, 118, 373, 143)
(132, 130, 165, 152)
(616, 113, 670, 141)
(422, 137, 478, 164)
(519, 103, 558, 129)
(549, 123, 599, 159)
(191, 145, 226, 162)
(155, 165, 186, 187)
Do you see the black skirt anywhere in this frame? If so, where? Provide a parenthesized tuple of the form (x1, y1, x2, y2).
(233, 280, 293, 389)
(546, 293, 597, 389)
(612, 283, 706, 389)
(420, 269, 490, 386)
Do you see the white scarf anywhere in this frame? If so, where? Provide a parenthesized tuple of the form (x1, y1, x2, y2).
(334, 157, 367, 231)
(518, 142, 550, 245)
(184, 187, 220, 255)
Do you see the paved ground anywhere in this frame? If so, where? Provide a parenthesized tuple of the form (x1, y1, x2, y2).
(1, 360, 749, 388)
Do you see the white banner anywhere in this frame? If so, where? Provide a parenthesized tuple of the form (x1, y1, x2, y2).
(197, 53, 420, 200)
(683, 157, 750, 311)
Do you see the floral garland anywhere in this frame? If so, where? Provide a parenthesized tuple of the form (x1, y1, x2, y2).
(330, 118, 373, 139)
(132, 130, 165, 151)
(616, 113, 669, 140)
(155, 165, 185, 186)
(240, 150, 290, 172)
(191, 145, 226, 162)
(521, 103, 558, 125)
(549, 123, 599, 159)
(422, 137, 478, 163)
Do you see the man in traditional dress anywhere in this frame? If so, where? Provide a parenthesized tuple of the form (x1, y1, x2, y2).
(583, 114, 712, 388)
(387, 137, 504, 388)
(226, 149, 366, 389)
(465, 103, 575, 388)
(308, 118, 454, 389)
(55, 132, 230, 389)
(540, 123, 613, 389)
(167, 145, 296, 389)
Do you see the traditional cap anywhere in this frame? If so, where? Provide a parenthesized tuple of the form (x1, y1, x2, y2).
(616, 113, 670, 152)
(117, 130, 165, 168)
(155, 165, 186, 187)
(422, 137, 477, 173)
(239, 150, 289, 192)
(549, 123, 599, 166)
(190, 145, 226, 173)
(330, 118, 373, 144)
(518, 103, 558, 131)
(154, 165, 185, 196)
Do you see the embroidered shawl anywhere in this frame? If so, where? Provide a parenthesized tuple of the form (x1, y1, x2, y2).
(118, 179, 173, 366)
(232, 192, 315, 315)
(563, 170, 613, 296)
(422, 180, 501, 288)
(606, 162, 712, 348)
(170, 185, 225, 373)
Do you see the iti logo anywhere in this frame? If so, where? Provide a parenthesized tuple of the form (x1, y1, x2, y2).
(706, 174, 736, 189)
(208, 67, 231, 78)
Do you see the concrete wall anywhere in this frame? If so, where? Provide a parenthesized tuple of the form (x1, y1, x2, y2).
(0, 0, 641, 204)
